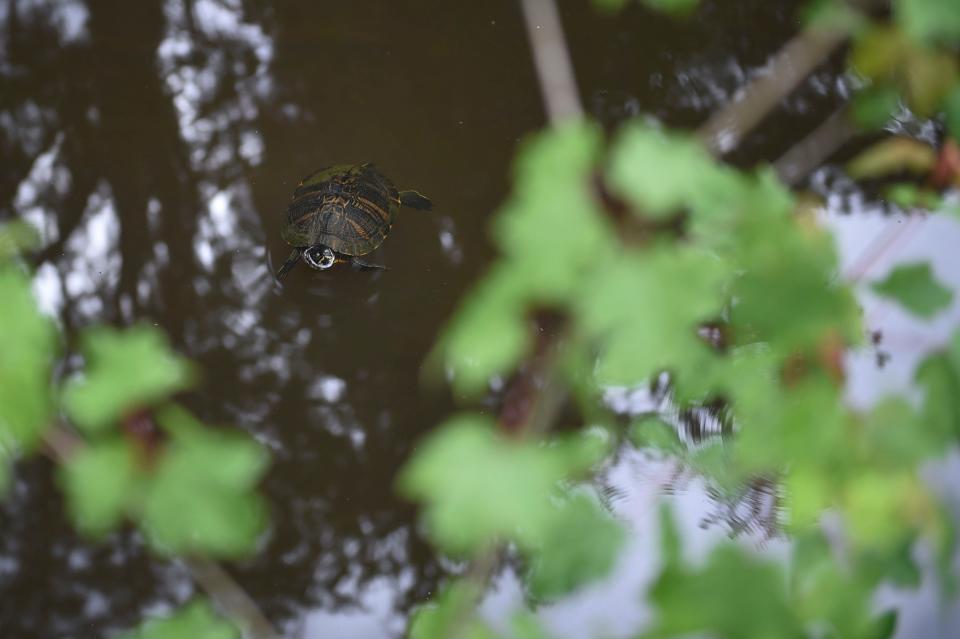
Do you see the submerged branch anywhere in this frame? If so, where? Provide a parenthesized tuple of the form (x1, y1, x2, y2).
(773, 107, 857, 185)
(697, 25, 848, 155)
(182, 556, 280, 639)
(520, 0, 584, 124)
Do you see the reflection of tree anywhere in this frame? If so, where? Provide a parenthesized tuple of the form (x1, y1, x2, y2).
(2, 1, 448, 636)
(4, 0, 200, 336)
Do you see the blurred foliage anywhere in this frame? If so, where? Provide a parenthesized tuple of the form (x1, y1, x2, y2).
(871, 262, 954, 318)
(0, 0, 959, 637)
(0, 266, 57, 457)
(140, 405, 268, 557)
(643, 509, 807, 639)
(896, 0, 960, 46)
(398, 415, 616, 561)
(119, 600, 239, 639)
(403, 0, 960, 636)
(593, 0, 699, 16)
(846, 137, 936, 179)
(0, 220, 40, 261)
(64, 326, 194, 434)
(409, 580, 549, 639)
(59, 399, 268, 557)
(1, 215, 268, 629)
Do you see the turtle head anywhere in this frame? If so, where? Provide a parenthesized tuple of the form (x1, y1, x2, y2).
(304, 245, 336, 271)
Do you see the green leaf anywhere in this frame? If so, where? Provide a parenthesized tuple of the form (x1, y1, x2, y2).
(527, 492, 625, 598)
(689, 168, 794, 256)
(846, 138, 937, 179)
(438, 264, 530, 397)
(631, 417, 683, 454)
(140, 406, 268, 557)
(121, 600, 239, 639)
(64, 325, 195, 434)
(0, 446, 11, 496)
(850, 26, 909, 82)
(592, 0, 629, 11)
(641, 0, 699, 16)
(509, 612, 549, 639)
(60, 438, 138, 536)
(408, 581, 498, 639)
(914, 331, 960, 439)
(735, 379, 850, 476)
(902, 49, 958, 117)
(871, 262, 953, 318)
(851, 86, 902, 130)
(803, 0, 867, 33)
(575, 245, 728, 391)
(658, 503, 682, 570)
(861, 397, 946, 468)
(897, 0, 960, 46)
(791, 530, 895, 637)
(0, 220, 40, 261)
(607, 123, 721, 219)
(730, 205, 861, 354)
(397, 415, 604, 555)
(844, 471, 916, 546)
(869, 610, 899, 639)
(493, 122, 615, 301)
(440, 124, 615, 396)
(885, 183, 943, 210)
(645, 530, 803, 638)
(0, 266, 57, 452)
(946, 86, 960, 143)
(593, 0, 700, 15)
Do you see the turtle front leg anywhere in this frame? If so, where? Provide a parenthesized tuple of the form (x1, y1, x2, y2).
(275, 248, 302, 281)
(399, 190, 432, 210)
(350, 256, 387, 271)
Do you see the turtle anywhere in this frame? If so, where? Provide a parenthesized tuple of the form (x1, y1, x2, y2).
(275, 163, 432, 280)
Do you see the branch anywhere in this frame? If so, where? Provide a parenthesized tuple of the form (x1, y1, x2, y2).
(520, 0, 583, 124)
(697, 26, 848, 155)
(182, 556, 280, 639)
(773, 107, 858, 185)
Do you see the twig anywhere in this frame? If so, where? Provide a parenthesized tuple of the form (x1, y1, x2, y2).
(440, 323, 570, 636)
(697, 26, 848, 155)
(182, 555, 280, 639)
(520, 0, 583, 124)
(41, 425, 280, 639)
(773, 107, 858, 185)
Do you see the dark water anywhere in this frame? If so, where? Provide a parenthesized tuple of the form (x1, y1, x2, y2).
(0, 0, 846, 636)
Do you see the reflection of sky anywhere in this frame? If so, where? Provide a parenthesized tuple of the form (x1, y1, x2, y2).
(13, 0, 89, 46)
(14, 134, 68, 245)
(158, 0, 272, 170)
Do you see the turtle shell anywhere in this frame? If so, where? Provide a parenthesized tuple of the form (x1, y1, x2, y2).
(281, 163, 400, 257)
